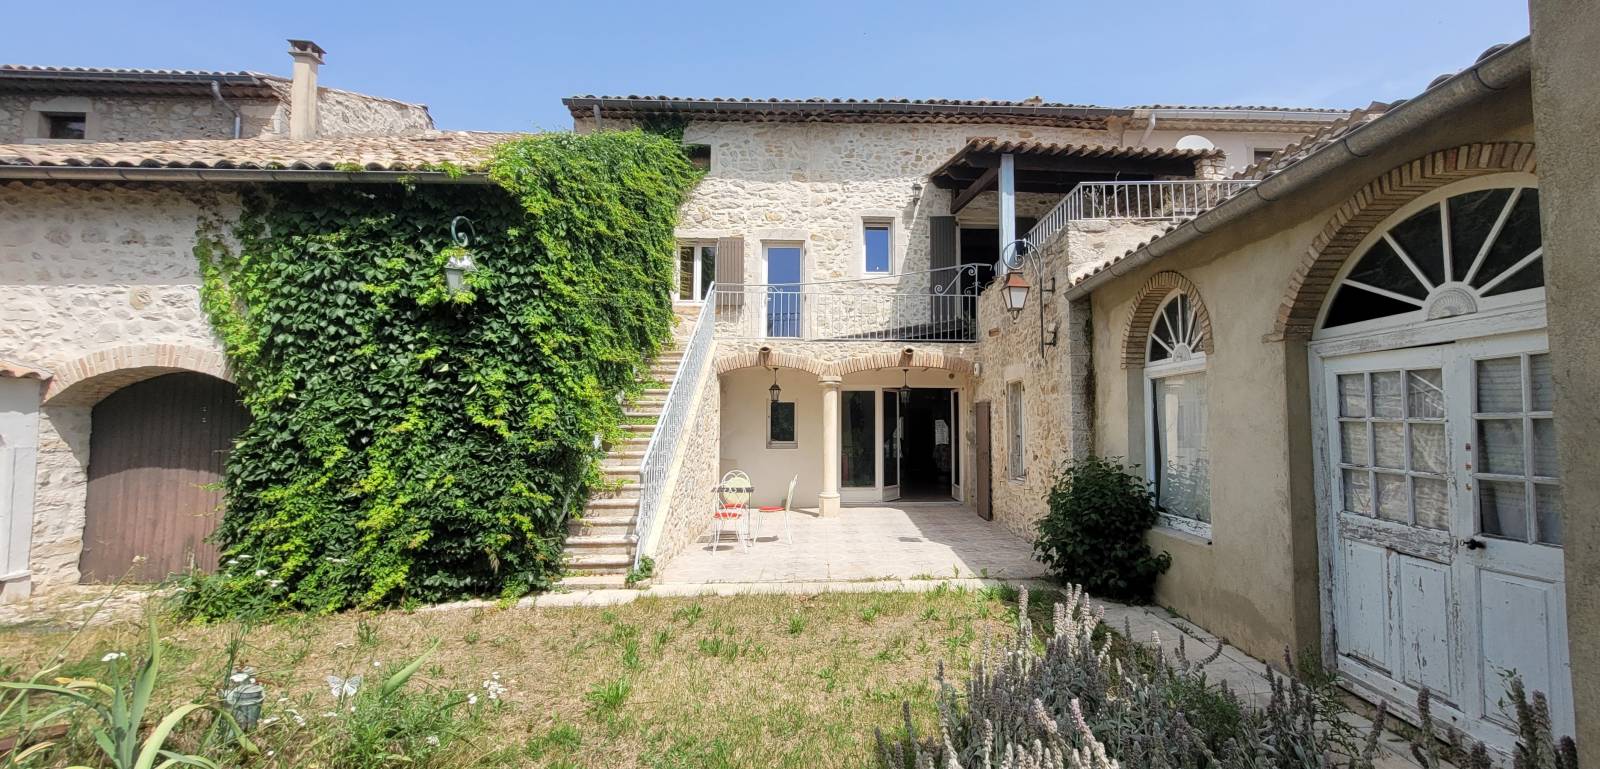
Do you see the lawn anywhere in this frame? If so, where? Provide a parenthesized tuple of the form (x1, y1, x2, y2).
(0, 584, 1042, 769)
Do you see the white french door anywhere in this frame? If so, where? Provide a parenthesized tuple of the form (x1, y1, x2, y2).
(882, 391, 902, 502)
(1319, 331, 1570, 753)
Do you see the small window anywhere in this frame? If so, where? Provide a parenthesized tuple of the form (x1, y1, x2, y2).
(1252, 148, 1280, 165)
(46, 112, 87, 140)
(863, 221, 892, 274)
(768, 401, 797, 448)
(1006, 381, 1025, 479)
(677, 242, 717, 302)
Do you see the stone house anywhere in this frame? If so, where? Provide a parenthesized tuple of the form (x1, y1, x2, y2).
(1, 40, 434, 144)
(2, 25, 1597, 763)
(559, 96, 1349, 562)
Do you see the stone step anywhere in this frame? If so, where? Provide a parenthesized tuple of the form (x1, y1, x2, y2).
(601, 464, 642, 479)
(588, 484, 641, 500)
(641, 388, 670, 398)
(603, 449, 646, 463)
(584, 497, 640, 511)
(568, 516, 637, 537)
(565, 535, 634, 555)
(620, 423, 656, 434)
(625, 404, 664, 417)
(559, 573, 629, 589)
(565, 553, 633, 575)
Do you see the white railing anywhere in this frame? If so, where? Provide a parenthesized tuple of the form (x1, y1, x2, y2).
(633, 290, 717, 569)
(1025, 179, 1260, 251)
(710, 265, 981, 343)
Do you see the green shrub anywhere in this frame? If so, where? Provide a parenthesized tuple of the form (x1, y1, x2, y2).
(1033, 455, 1171, 602)
(185, 130, 700, 616)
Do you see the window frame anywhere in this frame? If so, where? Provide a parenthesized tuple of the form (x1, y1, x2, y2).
(861, 218, 894, 276)
(1142, 290, 1213, 539)
(767, 399, 798, 450)
(1006, 380, 1026, 481)
(675, 241, 717, 303)
(762, 241, 807, 339)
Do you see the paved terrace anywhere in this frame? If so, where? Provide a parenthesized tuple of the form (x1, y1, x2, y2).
(657, 502, 1048, 584)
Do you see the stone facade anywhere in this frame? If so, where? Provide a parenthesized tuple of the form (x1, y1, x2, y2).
(648, 363, 721, 565)
(0, 181, 238, 592)
(0, 88, 431, 144)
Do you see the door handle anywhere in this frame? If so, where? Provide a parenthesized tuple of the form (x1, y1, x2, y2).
(1462, 538, 1487, 550)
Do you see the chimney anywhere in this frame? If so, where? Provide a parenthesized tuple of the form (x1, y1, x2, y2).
(286, 39, 325, 140)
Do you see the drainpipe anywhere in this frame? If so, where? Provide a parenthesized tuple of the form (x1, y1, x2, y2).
(1138, 113, 1157, 146)
(210, 80, 242, 139)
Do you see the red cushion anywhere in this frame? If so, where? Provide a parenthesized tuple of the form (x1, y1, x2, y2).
(757, 506, 784, 512)
(713, 511, 742, 519)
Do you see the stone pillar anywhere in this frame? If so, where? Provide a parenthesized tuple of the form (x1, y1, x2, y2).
(818, 375, 841, 517)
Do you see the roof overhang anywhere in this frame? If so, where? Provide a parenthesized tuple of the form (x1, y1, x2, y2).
(563, 96, 1128, 128)
(929, 139, 1217, 213)
(0, 68, 282, 99)
(0, 166, 490, 184)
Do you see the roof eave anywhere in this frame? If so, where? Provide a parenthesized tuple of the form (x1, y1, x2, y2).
(0, 166, 493, 184)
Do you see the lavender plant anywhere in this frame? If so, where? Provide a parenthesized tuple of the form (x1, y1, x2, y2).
(878, 586, 1579, 769)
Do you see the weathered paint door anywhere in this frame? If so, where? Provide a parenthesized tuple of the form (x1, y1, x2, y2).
(79, 373, 250, 583)
(1321, 332, 1570, 752)
(0, 378, 42, 595)
(974, 401, 992, 521)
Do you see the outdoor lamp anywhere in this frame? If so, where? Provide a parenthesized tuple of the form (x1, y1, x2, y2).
(899, 368, 912, 405)
(445, 216, 481, 292)
(769, 367, 782, 403)
(1002, 270, 1031, 319)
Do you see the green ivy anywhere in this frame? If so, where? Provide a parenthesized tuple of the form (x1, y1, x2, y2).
(184, 131, 699, 616)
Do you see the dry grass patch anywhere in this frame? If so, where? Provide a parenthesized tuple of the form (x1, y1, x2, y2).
(1, 584, 1043, 768)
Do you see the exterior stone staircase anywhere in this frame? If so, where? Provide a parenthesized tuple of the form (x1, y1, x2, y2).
(560, 311, 696, 588)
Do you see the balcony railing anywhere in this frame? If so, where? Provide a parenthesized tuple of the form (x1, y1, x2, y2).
(710, 265, 981, 343)
(1025, 179, 1260, 251)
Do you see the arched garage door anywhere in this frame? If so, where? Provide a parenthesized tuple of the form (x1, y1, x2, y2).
(79, 372, 250, 583)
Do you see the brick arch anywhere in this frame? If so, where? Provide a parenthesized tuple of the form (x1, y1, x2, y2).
(1121, 271, 1214, 368)
(43, 343, 232, 407)
(714, 349, 831, 378)
(1270, 142, 1538, 340)
(831, 348, 974, 378)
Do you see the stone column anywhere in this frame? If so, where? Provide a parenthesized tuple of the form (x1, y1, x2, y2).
(818, 375, 841, 517)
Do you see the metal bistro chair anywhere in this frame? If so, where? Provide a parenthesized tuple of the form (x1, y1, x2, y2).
(709, 470, 754, 552)
(757, 474, 798, 545)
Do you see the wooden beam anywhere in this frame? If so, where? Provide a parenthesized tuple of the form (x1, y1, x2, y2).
(950, 166, 999, 215)
(962, 151, 1196, 177)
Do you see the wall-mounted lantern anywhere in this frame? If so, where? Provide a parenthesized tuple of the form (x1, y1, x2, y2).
(898, 368, 912, 406)
(1000, 239, 1058, 356)
(768, 366, 782, 403)
(445, 216, 481, 292)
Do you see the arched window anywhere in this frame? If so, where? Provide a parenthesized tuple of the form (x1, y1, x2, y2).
(1321, 185, 1542, 332)
(1145, 291, 1211, 535)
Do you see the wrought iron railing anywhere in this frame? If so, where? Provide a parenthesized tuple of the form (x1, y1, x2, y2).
(710, 265, 982, 343)
(633, 289, 717, 569)
(1025, 179, 1260, 251)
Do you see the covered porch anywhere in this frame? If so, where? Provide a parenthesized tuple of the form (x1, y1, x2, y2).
(656, 501, 1046, 584)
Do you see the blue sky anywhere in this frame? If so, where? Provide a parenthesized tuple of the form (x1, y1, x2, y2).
(7, 0, 1530, 132)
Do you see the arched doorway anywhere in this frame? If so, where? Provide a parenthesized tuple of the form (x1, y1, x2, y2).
(79, 372, 250, 583)
(1309, 174, 1569, 752)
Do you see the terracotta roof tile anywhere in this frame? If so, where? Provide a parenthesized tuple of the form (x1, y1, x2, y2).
(563, 95, 1124, 127)
(0, 131, 519, 175)
(1235, 102, 1393, 180)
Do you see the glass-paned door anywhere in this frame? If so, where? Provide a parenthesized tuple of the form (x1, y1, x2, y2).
(1322, 332, 1570, 753)
(882, 392, 901, 501)
(766, 245, 803, 338)
(841, 390, 875, 489)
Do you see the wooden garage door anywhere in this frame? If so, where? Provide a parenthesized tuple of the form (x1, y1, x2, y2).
(79, 372, 250, 583)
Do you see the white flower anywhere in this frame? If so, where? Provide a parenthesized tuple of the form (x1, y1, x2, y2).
(267, 579, 282, 587)
(467, 693, 478, 705)
(372, 660, 381, 668)
(101, 652, 126, 662)
(321, 711, 337, 718)
(225, 559, 239, 566)
(267, 750, 276, 757)
(481, 679, 508, 701)
(239, 554, 252, 560)
(426, 736, 440, 747)
(254, 569, 268, 577)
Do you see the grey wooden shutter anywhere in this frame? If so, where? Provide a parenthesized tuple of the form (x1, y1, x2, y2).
(714, 236, 745, 307)
(930, 216, 957, 274)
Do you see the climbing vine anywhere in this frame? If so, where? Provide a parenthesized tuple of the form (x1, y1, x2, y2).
(183, 131, 699, 616)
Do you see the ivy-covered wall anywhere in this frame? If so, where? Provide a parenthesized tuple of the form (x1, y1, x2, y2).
(187, 131, 699, 614)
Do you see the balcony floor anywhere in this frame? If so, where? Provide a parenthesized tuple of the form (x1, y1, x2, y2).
(656, 501, 1048, 585)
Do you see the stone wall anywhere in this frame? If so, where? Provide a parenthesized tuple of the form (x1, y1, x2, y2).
(0, 94, 281, 142)
(0, 181, 238, 591)
(0, 87, 431, 144)
(672, 121, 1114, 288)
(648, 364, 721, 566)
